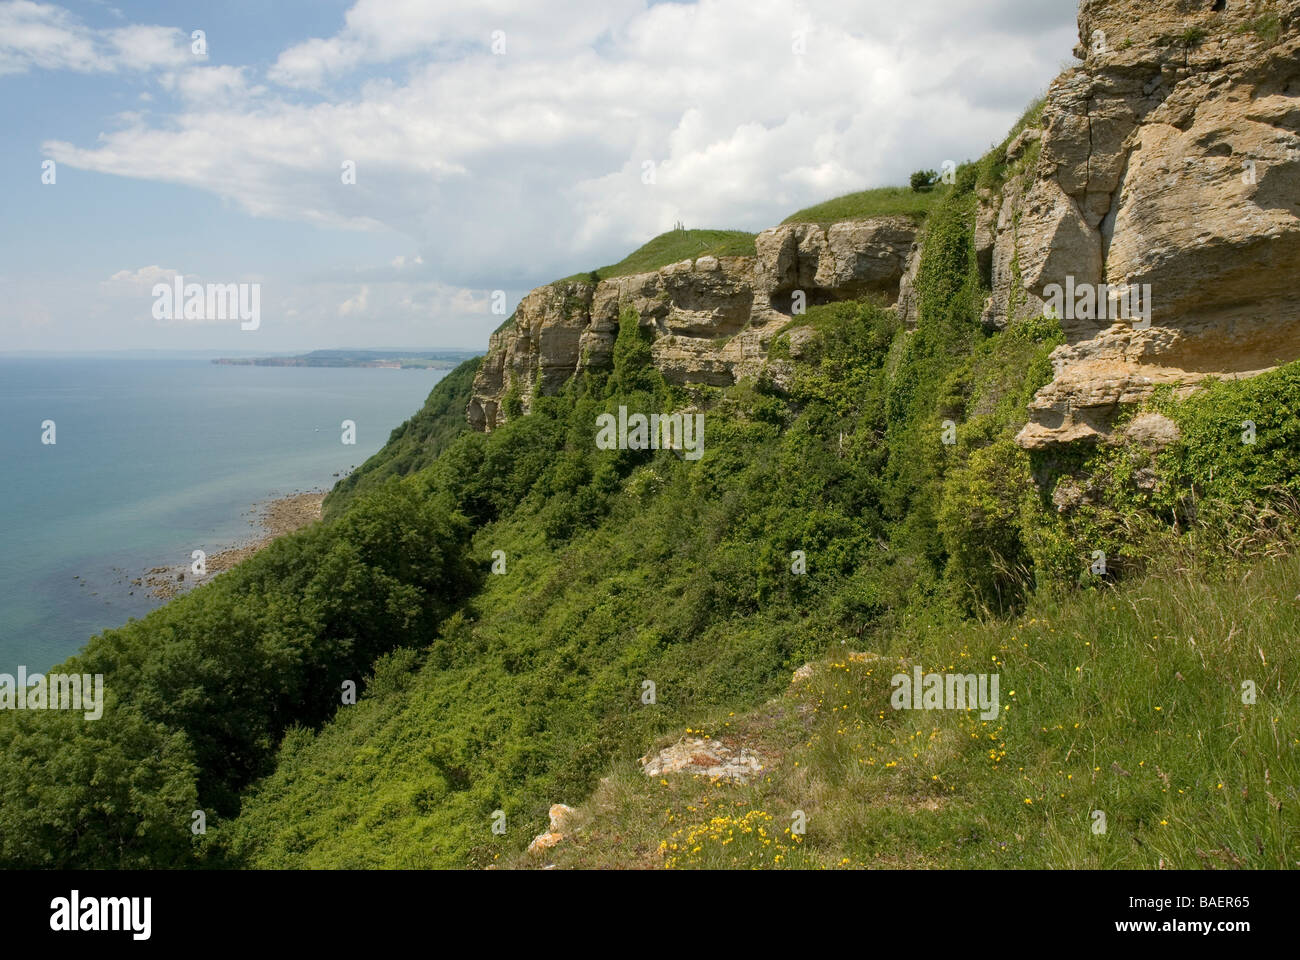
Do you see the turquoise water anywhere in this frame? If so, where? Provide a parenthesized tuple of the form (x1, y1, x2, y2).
(0, 357, 446, 671)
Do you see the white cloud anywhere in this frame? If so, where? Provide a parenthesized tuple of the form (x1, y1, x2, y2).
(34, 0, 1079, 338)
(101, 264, 185, 295)
(338, 284, 369, 316)
(158, 64, 258, 103)
(0, 1, 191, 75)
(104, 23, 193, 70)
(0, 0, 103, 74)
(267, 0, 646, 88)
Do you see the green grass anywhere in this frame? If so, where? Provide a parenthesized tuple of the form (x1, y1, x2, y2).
(549, 183, 947, 289)
(782, 185, 950, 226)
(554, 229, 757, 286)
(527, 546, 1300, 870)
(1237, 14, 1282, 45)
(976, 96, 1046, 193)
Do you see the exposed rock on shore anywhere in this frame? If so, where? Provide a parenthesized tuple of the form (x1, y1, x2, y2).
(143, 492, 325, 600)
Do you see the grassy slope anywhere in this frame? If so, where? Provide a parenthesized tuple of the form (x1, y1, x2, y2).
(555, 229, 757, 285)
(524, 548, 1300, 869)
(207, 92, 1300, 870)
(555, 187, 947, 287)
(222, 285, 1300, 869)
(11, 94, 1297, 872)
(781, 184, 951, 225)
(218, 155, 1300, 869)
(549, 184, 961, 288)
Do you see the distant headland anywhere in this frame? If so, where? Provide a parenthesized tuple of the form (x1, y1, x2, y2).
(212, 349, 480, 369)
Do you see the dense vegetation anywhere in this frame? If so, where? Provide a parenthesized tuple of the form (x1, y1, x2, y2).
(326, 356, 482, 516)
(2, 110, 1297, 869)
(0, 482, 477, 867)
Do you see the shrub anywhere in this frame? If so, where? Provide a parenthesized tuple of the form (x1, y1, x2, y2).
(910, 169, 938, 192)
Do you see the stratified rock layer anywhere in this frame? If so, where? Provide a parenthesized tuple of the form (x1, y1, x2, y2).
(467, 217, 917, 430)
(1009, 0, 1300, 449)
(469, 1, 1300, 448)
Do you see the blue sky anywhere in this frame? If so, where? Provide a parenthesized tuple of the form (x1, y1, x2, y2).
(0, 0, 1079, 352)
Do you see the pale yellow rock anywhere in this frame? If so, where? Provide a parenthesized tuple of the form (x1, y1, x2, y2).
(526, 802, 577, 854)
(470, 0, 1300, 448)
(546, 802, 575, 833)
(1122, 411, 1180, 451)
(467, 218, 918, 430)
(995, 0, 1300, 449)
(639, 737, 765, 783)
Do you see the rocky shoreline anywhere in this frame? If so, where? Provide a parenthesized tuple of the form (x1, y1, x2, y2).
(139, 491, 325, 600)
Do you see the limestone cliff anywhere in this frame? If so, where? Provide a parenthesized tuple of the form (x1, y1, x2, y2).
(469, 0, 1300, 446)
(1003, 0, 1300, 449)
(467, 217, 917, 430)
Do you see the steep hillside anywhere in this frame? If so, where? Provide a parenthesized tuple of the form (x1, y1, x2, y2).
(467, 215, 919, 430)
(470, 0, 1300, 451)
(219, 170, 1300, 867)
(325, 356, 482, 516)
(515, 547, 1300, 870)
(2, 0, 1298, 873)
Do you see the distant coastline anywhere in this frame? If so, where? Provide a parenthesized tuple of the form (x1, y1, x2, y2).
(212, 348, 478, 369)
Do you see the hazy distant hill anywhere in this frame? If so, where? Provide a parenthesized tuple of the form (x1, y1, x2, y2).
(213, 349, 480, 369)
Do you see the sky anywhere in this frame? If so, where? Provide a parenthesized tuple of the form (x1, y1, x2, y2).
(0, 0, 1081, 353)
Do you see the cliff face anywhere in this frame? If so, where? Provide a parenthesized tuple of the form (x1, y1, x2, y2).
(1007, 0, 1300, 448)
(470, 0, 1300, 445)
(467, 217, 918, 430)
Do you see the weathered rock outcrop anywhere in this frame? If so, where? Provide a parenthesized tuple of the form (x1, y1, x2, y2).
(526, 803, 576, 854)
(467, 217, 918, 430)
(639, 737, 766, 784)
(1004, 0, 1300, 449)
(469, 0, 1300, 446)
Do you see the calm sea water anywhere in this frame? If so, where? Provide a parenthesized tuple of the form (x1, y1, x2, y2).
(0, 357, 448, 671)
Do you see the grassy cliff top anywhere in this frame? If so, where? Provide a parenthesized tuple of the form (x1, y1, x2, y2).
(554, 229, 756, 286)
(781, 184, 950, 225)
(555, 188, 945, 289)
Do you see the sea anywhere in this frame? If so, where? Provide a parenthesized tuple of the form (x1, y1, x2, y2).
(0, 356, 449, 671)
